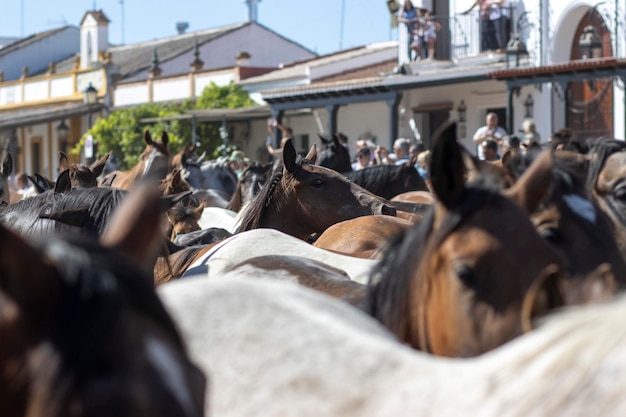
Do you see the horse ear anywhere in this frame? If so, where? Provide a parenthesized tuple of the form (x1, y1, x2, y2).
(283, 138, 298, 173)
(100, 181, 164, 273)
(504, 149, 553, 214)
(317, 133, 329, 145)
(429, 121, 465, 208)
(161, 131, 169, 146)
(90, 152, 110, 178)
(1, 153, 12, 177)
(101, 174, 116, 187)
(54, 169, 72, 193)
(27, 175, 46, 194)
(144, 130, 154, 146)
(59, 152, 70, 171)
(39, 206, 90, 228)
(35, 173, 52, 190)
(305, 144, 317, 164)
(161, 191, 193, 209)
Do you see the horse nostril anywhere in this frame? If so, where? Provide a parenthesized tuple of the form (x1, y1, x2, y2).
(381, 204, 396, 216)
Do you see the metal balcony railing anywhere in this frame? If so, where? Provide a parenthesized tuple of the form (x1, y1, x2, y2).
(396, 7, 526, 65)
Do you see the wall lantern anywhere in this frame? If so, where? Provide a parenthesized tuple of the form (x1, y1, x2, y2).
(523, 94, 534, 118)
(506, 34, 529, 68)
(457, 100, 467, 123)
(56, 119, 69, 140)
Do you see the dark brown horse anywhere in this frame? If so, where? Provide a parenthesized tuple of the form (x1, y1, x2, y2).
(584, 138, 626, 260)
(0, 181, 205, 417)
(506, 147, 626, 303)
(226, 162, 271, 212)
(345, 158, 428, 200)
(59, 151, 109, 188)
(235, 139, 396, 241)
(364, 122, 566, 357)
(103, 131, 171, 190)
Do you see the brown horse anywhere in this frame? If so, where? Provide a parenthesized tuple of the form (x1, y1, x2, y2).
(0, 181, 206, 417)
(364, 122, 566, 357)
(59, 151, 109, 188)
(312, 215, 414, 259)
(234, 139, 396, 241)
(103, 130, 171, 190)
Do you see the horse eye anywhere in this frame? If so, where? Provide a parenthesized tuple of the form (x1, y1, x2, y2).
(312, 178, 325, 188)
(455, 265, 480, 291)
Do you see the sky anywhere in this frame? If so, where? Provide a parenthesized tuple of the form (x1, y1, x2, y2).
(1, 0, 398, 56)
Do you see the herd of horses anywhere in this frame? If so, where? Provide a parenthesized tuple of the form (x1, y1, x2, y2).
(3, 122, 626, 416)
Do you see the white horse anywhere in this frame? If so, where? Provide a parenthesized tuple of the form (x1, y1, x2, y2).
(197, 206, 238, 232)
(181, 228, 377, 284)
(159, 276, 626, 417)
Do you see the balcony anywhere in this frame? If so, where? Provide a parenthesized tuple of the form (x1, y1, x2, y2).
(396, 7, 537, 68)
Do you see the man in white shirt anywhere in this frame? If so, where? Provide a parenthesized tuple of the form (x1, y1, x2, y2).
(472, 112, 507, 160)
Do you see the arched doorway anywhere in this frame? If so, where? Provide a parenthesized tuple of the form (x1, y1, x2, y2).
(568, 9, 613, 140)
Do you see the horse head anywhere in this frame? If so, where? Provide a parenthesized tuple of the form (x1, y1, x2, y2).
(234, 139, 396, 240)
(586, 138, 626, 261)
(366, 121, 566, 357)
(316, 133, 353, 174)
(505, 147, 626, 303)
(227, 162, 271, 212)
(141, 130, 171, 180)
(0, 181, 205, 417)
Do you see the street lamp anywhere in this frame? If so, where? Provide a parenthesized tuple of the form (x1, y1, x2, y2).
(457, 100, 467, 123)
(83, 83, 98, 127)
(523, 94, 534, 118)
(56, 119, 69, 154)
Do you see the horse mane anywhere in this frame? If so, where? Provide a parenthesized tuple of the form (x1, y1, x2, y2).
(234, 170, 284, 233)
(36, 235, 185, 412)
(234, 159, 311, 233)
(154, 244, 211, 285)
(364, 187, 500, 345)
(1, 187, 128, 236)
(586, 137, 626, 196)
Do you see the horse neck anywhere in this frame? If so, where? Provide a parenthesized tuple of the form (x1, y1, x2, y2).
(112, 161, 145, 190)
(258, 178, 313, 240)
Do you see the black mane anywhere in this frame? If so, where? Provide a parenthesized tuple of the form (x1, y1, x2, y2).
(0, 186, 128, 237)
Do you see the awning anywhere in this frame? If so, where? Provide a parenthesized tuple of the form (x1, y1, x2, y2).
(0, 101, 104, 131)
(140, 104, 272, 124)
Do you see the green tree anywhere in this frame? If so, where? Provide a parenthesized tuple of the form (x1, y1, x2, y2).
(76, 81, 256, 168)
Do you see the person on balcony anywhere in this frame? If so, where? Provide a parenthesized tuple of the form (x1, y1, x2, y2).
(422, 10, 441, 60)
(398, 0, 420, 61)
(463, 0, 507, 52)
